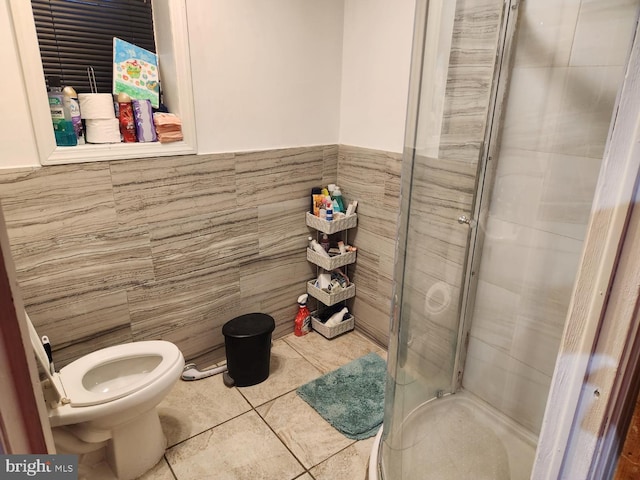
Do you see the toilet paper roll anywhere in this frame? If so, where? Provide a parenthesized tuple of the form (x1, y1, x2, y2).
(78, 93, 115, 119)
(85, 118, 121, 144)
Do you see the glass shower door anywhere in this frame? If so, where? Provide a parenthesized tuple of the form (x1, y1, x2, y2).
(380, 0, 640, 478)
(380, 0, 513, 478)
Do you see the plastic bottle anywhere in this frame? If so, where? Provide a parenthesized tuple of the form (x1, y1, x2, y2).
(309, 236, 331, 258)
(320, 233, 330, 251)
(325, 307, 349, 327)
(117, 92, 137, 143)
(326, 206, 333, 222)
(332, 187, 345, 213)
(62, 85, 85, 144)
(294, 294, 311, 336)
(48, 76, 77, 146)
(311, 187, 322, 214)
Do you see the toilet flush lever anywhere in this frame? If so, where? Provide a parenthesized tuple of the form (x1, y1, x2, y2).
(457, 215, 477, 228)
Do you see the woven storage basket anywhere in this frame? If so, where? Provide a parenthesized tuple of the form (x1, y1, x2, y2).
(307, 280, 355, 306)
(306, 212, 357, 234)
(311, 312, 355, 339)
(306, 248, 356, 270)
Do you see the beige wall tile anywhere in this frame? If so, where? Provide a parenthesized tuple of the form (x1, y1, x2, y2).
(12, 226, 154, 307)
(150, 207, 259, 282)
(0, 164, 117, 244)
(322, 144, 339, 185)
(111, 153, 236, 225)
(127, 269, 242, 361)
(1, 146, 338, 367)
(236, 146, 325, 208)
(28, 291, 133, 368)
(450, 0, 504, 67)
(570, 0, 638, 67)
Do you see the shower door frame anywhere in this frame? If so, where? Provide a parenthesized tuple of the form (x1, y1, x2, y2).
(532, 12, 640, 479)
(452, 0, 521, 392)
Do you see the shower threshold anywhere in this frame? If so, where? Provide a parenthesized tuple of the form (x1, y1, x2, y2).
(370, 390, 537, 480)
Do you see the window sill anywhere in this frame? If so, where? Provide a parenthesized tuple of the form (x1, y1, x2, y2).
(42, 140, 197, 165)
(10, 0, 197, 166)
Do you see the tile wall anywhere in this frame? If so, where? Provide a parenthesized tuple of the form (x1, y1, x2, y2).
(0, 144, 400, 369)
(0, 146, 338, 367)
(463, 0, 639, 434)
(336, 146, 402, 343)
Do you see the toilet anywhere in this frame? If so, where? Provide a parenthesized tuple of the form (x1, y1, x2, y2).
(25, 312, 184, 480)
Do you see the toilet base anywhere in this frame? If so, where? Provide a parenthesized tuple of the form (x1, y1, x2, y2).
(106, 408, 167, 480)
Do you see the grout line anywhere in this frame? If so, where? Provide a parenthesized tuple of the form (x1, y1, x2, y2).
(164, 332, 382, 479)
(257, 402, 309, 478)
(162, 455, 179, 480)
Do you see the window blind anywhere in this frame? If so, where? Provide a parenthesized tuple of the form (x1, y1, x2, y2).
(31, 0, 156, 94)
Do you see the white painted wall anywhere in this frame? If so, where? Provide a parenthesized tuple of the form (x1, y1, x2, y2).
(0, 0, 40, 169)
(339, 0, 416, 153)
(0, 0, 416, 166)
(187, 0, 345, 153)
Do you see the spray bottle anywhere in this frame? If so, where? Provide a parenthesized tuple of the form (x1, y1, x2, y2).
(294, 294, 311, 336)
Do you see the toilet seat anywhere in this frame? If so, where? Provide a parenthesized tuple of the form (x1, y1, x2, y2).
(59, 341, 183, 407)
(25, 311, 182, 408)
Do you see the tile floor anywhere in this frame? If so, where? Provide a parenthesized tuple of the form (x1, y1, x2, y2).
(82, 330, 387, 480)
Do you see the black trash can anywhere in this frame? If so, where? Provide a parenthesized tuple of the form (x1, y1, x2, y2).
(222, 313, 275, 387)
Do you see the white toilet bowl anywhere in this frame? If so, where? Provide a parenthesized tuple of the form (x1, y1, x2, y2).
(25, 312, 184, 480)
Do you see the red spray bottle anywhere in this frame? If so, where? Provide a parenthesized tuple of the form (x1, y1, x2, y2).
(294, 294, 311, 336)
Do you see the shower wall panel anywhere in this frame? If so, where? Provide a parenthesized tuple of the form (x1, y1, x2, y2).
(464, 0, 639, 434)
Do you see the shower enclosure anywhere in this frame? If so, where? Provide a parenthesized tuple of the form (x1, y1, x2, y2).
(372, 0, 640, 478)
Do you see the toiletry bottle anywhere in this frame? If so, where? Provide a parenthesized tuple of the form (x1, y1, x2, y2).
(332, 187, 345, 213)
(346, 200, 358, 216)
(321, 233, 330, 252)
(47, 76, 77, 146)
(325, 307, 349, 327)
(326, 206, 333, 222)
(309, 237, 331, 258)
(117, 92, 137, 143)
(294, 294, 311, 336)
(62, 85, 85, 144)
(311, 187, 322, 214)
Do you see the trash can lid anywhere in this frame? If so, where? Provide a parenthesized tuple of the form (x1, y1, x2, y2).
(222, 313, 275, 338)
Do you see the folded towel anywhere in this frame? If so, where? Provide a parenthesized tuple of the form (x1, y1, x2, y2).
(153, 112, 183, 143)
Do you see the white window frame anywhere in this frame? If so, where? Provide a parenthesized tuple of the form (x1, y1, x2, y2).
(8, 0, 197, 165)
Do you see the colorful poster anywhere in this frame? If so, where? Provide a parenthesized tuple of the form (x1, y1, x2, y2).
(113, 37, 159, 108)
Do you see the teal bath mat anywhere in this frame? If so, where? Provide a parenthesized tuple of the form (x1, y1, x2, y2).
(297, 352, 386, 440)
